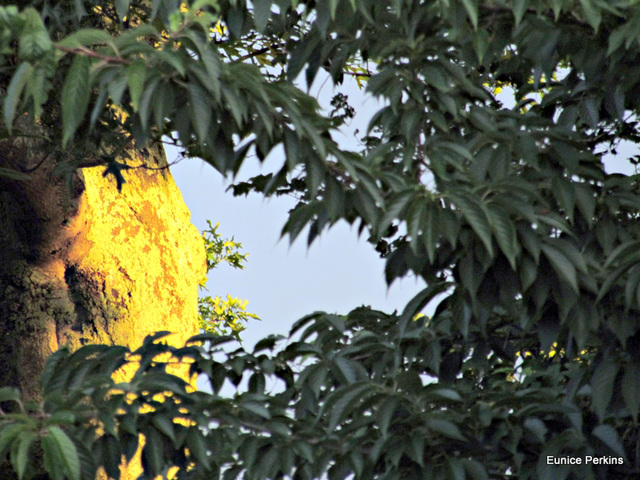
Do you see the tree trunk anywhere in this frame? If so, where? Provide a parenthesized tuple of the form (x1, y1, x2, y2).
(0, 138, 206, 399)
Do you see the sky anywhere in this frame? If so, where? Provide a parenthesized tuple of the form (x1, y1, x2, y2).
(169, 74, 426, 350)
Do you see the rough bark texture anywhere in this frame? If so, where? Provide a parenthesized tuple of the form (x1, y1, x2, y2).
(0, 140, 206, 399)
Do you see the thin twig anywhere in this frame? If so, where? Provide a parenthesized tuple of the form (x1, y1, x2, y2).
(342, 70, 372, 78)
(233, 44, 285, 63)
(55, 44, 131, 65)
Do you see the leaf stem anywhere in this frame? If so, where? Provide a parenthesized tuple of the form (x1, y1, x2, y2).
(54, 44, 131, 65)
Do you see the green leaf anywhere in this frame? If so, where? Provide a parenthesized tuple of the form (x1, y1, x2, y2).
(329, 0, 339, 18)
(432, 388, 463, 402)
(3, 62, 34, 133)
(624, 266, 640, 311)
(156, 50, 186, 77)
(427, 418, 466, 441)
(579, 0, 601, 31)
(450, 191, 494, 257)
(333, 356, 358, 384)
(461, 0, 478, 29)
(138, 75, 159, 131)
(42, 434, 65, 480)
(61, 55, 90, 147)
(188, 81, 212, 143)
(253, 0, 272, 32)
(406, 198, 426, 254)
(12, 431, 35, 480)
(424, 202, 439, 263)
(376, 396, 399, 437)
(592, 425, 625, 457)
(591, 361, 619, 421)
(325, 383, 374, 430)
(0, 424, 24, 461)
(57, 28, 112, 48)
(541, 243, 578, 293)
(142, 428, 164, 476)
(399, 282, 450, 326)
(574, 183, 596, 227)
(152, 415, 176, 443)
(303, 154, 325, 199)
(519, 254, 538, 291)
(608, 25, 627, 56)
(116, 0, 131, 20)
(127, 59, 146, 112)
(487, 204, 519, 269)
(472, 30, 489, 63)
(0, 387, 20, 403)
(512, 0, 527, 26)
(242, 401, 271, 419)
(552, 177, 575, 223)
(622, 365, 640, 424)
(447, 456, 465, 480)
(186, 429, 210, 469)
(524, 417, 547, 443)
(603, 240, 640, 270)
(18, 8, 52, 61)
(379, 190, 414, 235)
(598, 263, 635, 304)
(47, 426, 80, 480)
(463, 459, 489, 480)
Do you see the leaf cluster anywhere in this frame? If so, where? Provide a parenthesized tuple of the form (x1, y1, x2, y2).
(0, 308, 634, 480)
(198, 221, 259, 338)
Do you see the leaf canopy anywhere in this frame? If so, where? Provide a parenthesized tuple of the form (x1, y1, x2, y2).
(1, 0, 640, 478)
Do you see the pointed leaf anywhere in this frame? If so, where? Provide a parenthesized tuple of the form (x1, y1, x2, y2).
(57, 28, 112, 48)
(622, 365, 640, 424)
(47, 426, 80, 480)
(0, 387, 20, 404)
(541, 243, 578, 293)
(13, 431, 35, 480)
(188, 81, 212, 143)
(487, 204, 519, 269)
(450, 191, 494, 257)
(3, 62, 33, 133)
(592, 425, 625, 457)
(427, 418, 466, 441)
(379, 190, 414, 235)
(579, 0, 601, 31)
(253, 0, 272, 32)
(0, 424, 24, 460)
(461, 0, 478, 29)
(512, 0, 527, 26)
(62, 55, 90, 146)
(591, 361, 619, 421)
(116, 0, 131, 19)
(127, 58, 146, 112)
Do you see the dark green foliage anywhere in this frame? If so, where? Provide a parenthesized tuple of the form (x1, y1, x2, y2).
(0, 311, 632, 479)
(2, 0, 640, 478)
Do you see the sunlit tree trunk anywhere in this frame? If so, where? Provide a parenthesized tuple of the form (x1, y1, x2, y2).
(0, 134, 205, 402)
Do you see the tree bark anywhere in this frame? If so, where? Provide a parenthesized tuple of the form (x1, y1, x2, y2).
(0, 137, 206, 399)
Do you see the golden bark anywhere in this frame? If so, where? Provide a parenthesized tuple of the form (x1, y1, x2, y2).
(0, 140, 205, 402)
